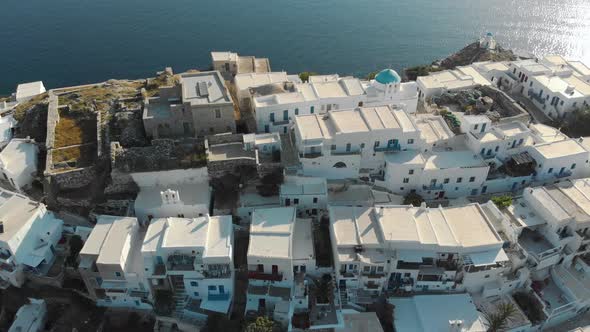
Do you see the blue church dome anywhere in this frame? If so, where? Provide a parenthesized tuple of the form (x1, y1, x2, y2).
(375, 69, 401, 84)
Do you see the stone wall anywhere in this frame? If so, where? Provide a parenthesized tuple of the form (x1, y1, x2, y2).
(104, 168, 139, 196)
(479, 86, 531, 124)
(206, 133, 244, 146)
(207, 158, 257, 178)
(51, 167, 97, 191)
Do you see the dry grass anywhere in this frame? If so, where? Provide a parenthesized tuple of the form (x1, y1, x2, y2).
(54, 109, 97, 148)
(145, 74, 180, 97)
(14, 93, 48, 122)
(52, 144, 96, 166)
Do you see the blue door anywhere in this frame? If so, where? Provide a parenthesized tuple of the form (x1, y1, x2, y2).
(219, 285, 225, 294)
(264, 125, 269, 133)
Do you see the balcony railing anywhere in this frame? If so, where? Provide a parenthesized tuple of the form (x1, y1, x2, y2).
(154, 263, 166, 276)
(422, 183, 444, 191)
(374, 144, 401, 153)
(203, 269, 232, 279)
(331, 150, 360, 156)
(365, 283, 380, 289)
(167, 255, 196, 271)
(208, 292, 230, 301)
(272, 120, 290, 126)
(528, 89, 546, 104)
(300, 152, 322, 159)
(248, 271, 283, 281)
(339, 270, 358, 278)
(361, 271, 386, 279)
(554, 171, 572, 179)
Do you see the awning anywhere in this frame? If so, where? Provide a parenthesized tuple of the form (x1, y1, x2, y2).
(397, 250, 428, 263)
(200, 298, 231, 314)
(467, 249, 509, 267)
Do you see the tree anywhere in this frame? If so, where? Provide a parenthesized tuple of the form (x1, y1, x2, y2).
(366, 71, 379, 80)
(483, 301, 518, 332)
(244, 316, 274, 332)
(403, 192, 424, 206)
(491, 195, 513, 209)
(298, 72, 318, 83)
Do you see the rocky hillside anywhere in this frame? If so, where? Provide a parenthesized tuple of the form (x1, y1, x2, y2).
(404, 41, 517, 81)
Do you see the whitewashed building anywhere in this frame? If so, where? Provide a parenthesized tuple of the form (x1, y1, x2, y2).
(0, 115, 16, 149)
(211, 51, 271, 80)
(416, 65, 492, 99)
(252, 69, 418, 134)
(78, 215, 152, 309)
(279, 176, 327, 216)
(382, 150, 490, 199)
(246, 208, 313, 312)
(293, 105, 421, 180)
(234, 72, 301, 110)
(528, 138, 590, 185)
(8, 298, 47, 332)
(329, 202, 515, 305)
(15, 81, 45, 103)
(0, 188, 63, 288)
(0, 138, 39, 192)
(500, 56, 590, 119)
(133, 168, 211, 224)
(142, 215, 234, 318)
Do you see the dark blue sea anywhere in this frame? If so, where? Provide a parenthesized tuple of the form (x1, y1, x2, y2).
(1, 0, 589, 94)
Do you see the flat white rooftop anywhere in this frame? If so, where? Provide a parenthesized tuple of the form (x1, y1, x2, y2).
(377, 204, 503, 251)
(0, 189, 42, 243)
(180, 71, 231, 106)
(95, 216, 138, 267)
(533, 139, 586, 159)
(280, 176, 327, 196)
(424, 150, 487, 169)
(390, 294, 486, 332)
(292, 218, 314, 261)
(248, 207, 296, 259)
(0, 139, 37, 175)
(203, 215, 233, 260)
(234, 72, 288, 91)
(330, 206, 382, 247)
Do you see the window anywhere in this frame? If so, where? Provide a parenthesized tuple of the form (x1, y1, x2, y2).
(331, 144, 336, 150)
(295, 108, 299, 115)
(548, 168, 553, 173)
(360, 143, 365, 149)
(190, 281, 198, 287)
(313, 197, 318, 203)
(194, 292, 199, 297)
(407, 139, 414, 144)
(346, 143, 351, 152)
(115, 272, 121, 277)
(374, 141, 380, 147)
(572, 163, 577, 170)
(363, 266, 370, 272)
(471, 189, 478, 196)
(456, 177, 463, 183)
(518, 138, 524, 145)
(530, 81, 533, 87)
(283, 110, 288, 121)
(208, 285, 217, 291)
(377, 266, 384, 272)
(310, 106, 314, 114)
(469, 176, 475, 182)
(269, 113, 275, 122)
(409, 169, 414, 175)
(443, 178, 449, 184)
(403, 178, 409, 183)
(215, 109, 221, 118)
(495, 146, 499, 152)
(474, 124, 479, 130)
(294, 198, 299, 204)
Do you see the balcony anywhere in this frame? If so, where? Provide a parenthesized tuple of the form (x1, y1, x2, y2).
(166, 255, 196, 271)
(554, 170, 572, 179)
(300, 152, 322, 159)
(365, 282, 380, 290)
(331, 150, 360, 156)
(374, 144, 401, 153)
(272, 120, 290, 126)
(528, 89, 546, 104)
(339, 270, 358, 278)
(203, 269, 231, 279)
(153, 263, 166, 276)
(361, 271, 386, 279)
(422, 183, 443, 191)
(208, 292, 230, 301)
(248, 271, 283, 282)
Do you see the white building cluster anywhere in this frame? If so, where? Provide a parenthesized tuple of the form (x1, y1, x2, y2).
(6, 50, 590, 331)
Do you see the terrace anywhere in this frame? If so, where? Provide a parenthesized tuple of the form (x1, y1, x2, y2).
(247, 270, 283, 282)
(518, 228, 561, 263)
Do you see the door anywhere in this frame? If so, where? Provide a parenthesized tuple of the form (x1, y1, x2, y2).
(437, 191, 445, 199)
(219, 285, 225, 294)
(272, 265, 278, 275)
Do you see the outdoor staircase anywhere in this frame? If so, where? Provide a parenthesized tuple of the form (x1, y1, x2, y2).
(172, 278, 188, 317)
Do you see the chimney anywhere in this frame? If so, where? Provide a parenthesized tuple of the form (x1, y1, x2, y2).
(0, 221, 4, 234)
